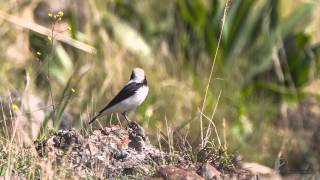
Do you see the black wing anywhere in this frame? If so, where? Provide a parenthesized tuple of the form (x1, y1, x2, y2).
(89, 79, 147, 124)
(98, 82, 144, 114)
(89, 83, 142, 124)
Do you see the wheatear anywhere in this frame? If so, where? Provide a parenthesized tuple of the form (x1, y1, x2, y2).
(89, 68, 149, 124)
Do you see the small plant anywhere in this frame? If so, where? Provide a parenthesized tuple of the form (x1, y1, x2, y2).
(37, 10, 73, 137)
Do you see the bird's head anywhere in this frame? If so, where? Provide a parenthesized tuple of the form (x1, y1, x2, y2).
(130, 68, 146, 83)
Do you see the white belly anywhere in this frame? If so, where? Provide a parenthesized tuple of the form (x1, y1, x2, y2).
(104, 86, 149, 114)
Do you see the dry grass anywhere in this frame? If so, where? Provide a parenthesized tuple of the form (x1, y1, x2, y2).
(0, 0, 319, 178)
(0, 0, 233, 177)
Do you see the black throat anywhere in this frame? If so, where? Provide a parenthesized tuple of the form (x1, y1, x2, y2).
(143, 76, 147, 86)
(130, 72, 136, 80)
(130, 73, 147, 86)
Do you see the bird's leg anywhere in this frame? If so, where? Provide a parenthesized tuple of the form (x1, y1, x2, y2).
(121, 112, 131, 123)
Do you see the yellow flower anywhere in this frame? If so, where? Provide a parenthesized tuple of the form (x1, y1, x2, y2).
(58, 11, 64, 17)
(12, 103, 19, 111)
(155, 121, 162, 129)
(145, 107, 153, 118)
(48, 12, 53, 17)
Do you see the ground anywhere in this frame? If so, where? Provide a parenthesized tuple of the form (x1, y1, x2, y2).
(33, 122, 276, 179)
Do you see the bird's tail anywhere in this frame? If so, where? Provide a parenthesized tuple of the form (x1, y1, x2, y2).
(88, 113, 102, 124)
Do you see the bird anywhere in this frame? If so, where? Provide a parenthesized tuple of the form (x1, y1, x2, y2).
(89, 68, 149, 124)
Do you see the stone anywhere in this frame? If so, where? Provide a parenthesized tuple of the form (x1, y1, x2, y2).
(197, 163, 221, 180)
(156, 165, 204, 180)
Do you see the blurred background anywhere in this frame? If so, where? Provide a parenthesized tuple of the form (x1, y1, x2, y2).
(0, 0, 320, 176)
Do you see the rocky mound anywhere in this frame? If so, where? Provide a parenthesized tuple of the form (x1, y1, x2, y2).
(34, 122, 254, 179)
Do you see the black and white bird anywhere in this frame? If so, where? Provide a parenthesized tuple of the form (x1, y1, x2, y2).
(89, 68, 149, 124)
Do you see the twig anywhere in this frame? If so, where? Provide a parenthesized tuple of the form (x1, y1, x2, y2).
(204, 90, 222, 147)
(48, 19, 56, 123)
(199, 110, 222, 148)
(0, 11, 96, 54)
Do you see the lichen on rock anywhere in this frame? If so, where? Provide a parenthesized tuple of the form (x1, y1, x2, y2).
(34, 122, 174, 178)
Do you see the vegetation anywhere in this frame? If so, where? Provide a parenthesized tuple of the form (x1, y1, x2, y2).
(0, 0, 319, 178)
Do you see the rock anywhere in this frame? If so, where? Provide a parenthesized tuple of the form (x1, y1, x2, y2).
(242, 162, 281, 180)
(156, 165, 204, 180)
(197, 163, 221, 180)
(34, 123, 175, 178)
(34, 123, 254, 179)
(128, 121, 149, 152)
